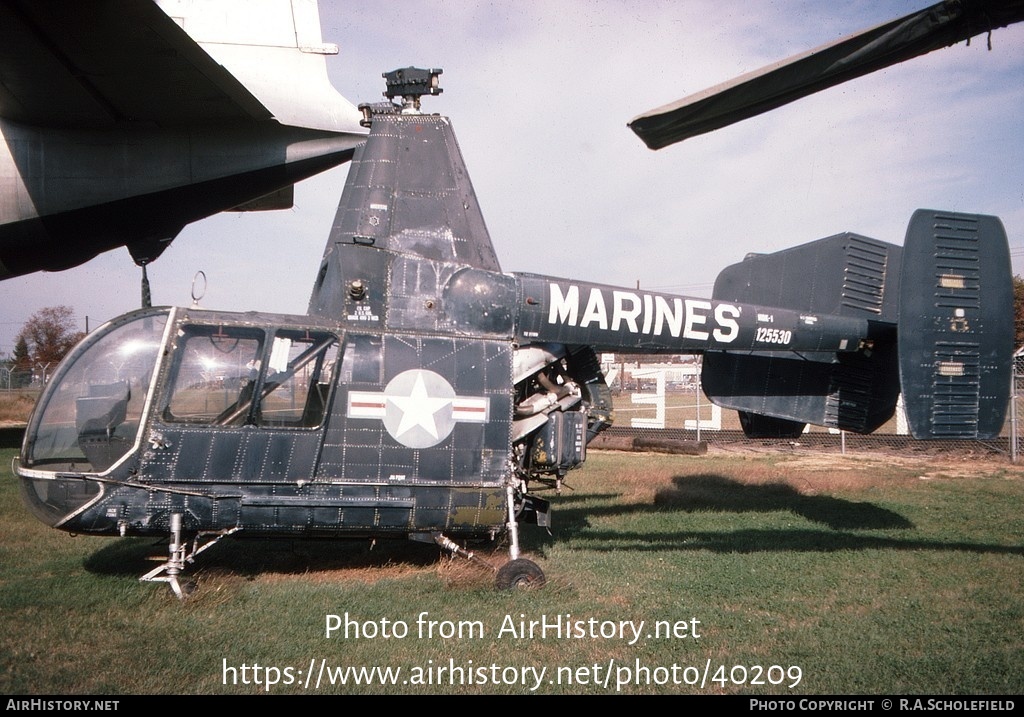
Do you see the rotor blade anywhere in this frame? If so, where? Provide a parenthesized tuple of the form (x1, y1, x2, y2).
(628, 0, 1024, 150)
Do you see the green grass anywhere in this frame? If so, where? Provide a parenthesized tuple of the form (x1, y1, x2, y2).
(1, 448, 1022, 695)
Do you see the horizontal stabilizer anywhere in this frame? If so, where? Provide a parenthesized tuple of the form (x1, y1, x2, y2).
(0, 0, 270, 127)
(704, 232, 903, 434)
(711, 232, 901, 320)
(156, 0, 362, 132)
(703, 343, 900, 435)
(0, 0, 362, 132)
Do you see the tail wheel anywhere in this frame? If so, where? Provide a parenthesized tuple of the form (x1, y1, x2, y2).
(495, 558, 545, 590)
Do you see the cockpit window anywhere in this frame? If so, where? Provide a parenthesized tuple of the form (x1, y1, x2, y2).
(25, 311, 168, 472)
(162, 326, 338, 428)
(259, 330, 338, 428)
(164, 326, 264, 425)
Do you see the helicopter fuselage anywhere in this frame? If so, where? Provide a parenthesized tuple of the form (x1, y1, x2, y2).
(16, 256, 881, 543)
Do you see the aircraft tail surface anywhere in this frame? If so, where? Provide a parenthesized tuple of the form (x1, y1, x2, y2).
(155, 0, 362, 132)
(896, 210, 1013, 439)
(703, 210, 1012, 439)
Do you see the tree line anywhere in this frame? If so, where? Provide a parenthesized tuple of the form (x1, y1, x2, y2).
(5, 306, 84, 386)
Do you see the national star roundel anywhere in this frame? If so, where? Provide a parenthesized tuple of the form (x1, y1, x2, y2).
(347, 369, 490, 448)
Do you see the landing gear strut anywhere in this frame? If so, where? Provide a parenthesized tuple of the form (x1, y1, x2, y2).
(499, 482, 545, 588)
(430, 481, 546, 590)
(139, 513, 239, 599)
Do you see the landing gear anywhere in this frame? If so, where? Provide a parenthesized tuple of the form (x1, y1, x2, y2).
(429, 480, 547, 590)
(494, 482, 545, 589)
(139, 513, 239, 599)
(495, 558, 545, 590)
(431, 533, 547, 591)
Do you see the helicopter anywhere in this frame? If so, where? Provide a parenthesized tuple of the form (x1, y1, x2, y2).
(13, 65, 1013, 597)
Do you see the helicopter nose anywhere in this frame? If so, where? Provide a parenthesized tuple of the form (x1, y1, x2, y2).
(17, 474, 102, 528)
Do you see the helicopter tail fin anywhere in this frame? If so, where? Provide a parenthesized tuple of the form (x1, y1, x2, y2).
(896, 210, 1013, 439)
(702, 210, 1012, 439)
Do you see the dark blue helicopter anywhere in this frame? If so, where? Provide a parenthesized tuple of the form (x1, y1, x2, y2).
(15, 67, 1013, 598)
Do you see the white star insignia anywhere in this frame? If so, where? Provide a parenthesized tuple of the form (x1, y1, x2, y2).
(347, 369, 489, 448)
(387, 371, 453, 440)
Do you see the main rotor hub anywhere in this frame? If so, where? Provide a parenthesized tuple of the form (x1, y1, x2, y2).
(359, 67, 443, 126)
(383, 66, 442, 110)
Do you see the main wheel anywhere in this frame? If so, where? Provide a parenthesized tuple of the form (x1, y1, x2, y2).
(495, 558, 545, 590)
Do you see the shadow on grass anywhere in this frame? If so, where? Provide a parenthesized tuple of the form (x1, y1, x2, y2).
(526, 473, 1024, 557)
(565, 527, 1024, 555)
(527, 472, 912, 540)
(653, 474, 914, 530)
(80, 473, 1021, 583)
(83, 535, 448, 579)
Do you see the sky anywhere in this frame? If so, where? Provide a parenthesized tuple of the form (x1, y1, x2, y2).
(2, 0, 1023, 357)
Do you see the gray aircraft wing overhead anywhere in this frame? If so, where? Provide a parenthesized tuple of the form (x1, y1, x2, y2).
(0, 0, 365, 279)
(628, 0, 1024, 150)
(0, 0, 272, 127)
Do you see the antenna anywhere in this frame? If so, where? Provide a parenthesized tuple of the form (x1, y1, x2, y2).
(140, 261, 151, 308)
(190, 270, 207, 307)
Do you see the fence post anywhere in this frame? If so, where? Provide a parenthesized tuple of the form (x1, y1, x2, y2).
(1012, 355, 1019, 463)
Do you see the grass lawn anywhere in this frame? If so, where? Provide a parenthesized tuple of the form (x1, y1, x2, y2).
(1, 446, 1022, 695)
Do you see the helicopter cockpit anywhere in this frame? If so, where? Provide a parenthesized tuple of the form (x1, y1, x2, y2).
(18, 308, 169, 525)
(17, 306, 343, 531)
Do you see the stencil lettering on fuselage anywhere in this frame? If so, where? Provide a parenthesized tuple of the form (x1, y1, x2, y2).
(547, 283, 741, 343)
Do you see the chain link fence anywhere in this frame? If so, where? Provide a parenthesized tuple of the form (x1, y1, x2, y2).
(598, 354, 1023, 462)
(0, 365, 54, 390)
(1, 368, 33, 390)
(1011, 351, 1023, 462)
(0, 370, 38, 448)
